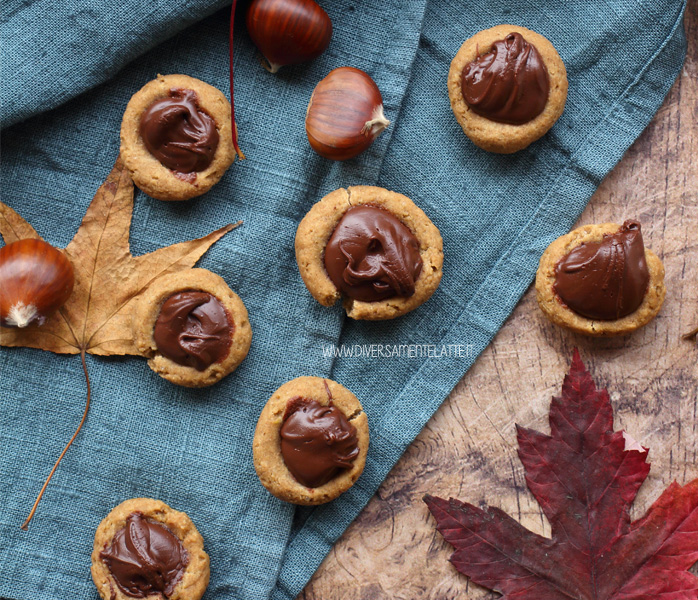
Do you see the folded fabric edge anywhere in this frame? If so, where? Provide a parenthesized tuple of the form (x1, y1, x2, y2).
(0, 0, 230, 129)
(269, 2, 688, 598)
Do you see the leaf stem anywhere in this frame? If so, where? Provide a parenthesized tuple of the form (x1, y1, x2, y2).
(682, 326, 698, 341)
(21, 347, 91, 530)
(230, 0, 245, 160)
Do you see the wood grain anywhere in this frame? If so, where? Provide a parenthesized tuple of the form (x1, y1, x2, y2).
(301, 3, 698, 598)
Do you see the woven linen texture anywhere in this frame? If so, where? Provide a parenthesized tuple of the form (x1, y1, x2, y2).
(0, 1, 687, 598)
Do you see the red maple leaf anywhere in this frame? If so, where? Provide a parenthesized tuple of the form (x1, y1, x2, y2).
(425, 350, 698, 599)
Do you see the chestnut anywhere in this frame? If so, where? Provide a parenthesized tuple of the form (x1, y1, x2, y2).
(246, 0, 332, 73)
(0, 238, 74, 328)
(305, 67, 390, 161)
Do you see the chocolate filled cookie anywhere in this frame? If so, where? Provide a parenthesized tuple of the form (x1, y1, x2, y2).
(133, 269, 252, 387)
(295, 186, 443, 320)
(121, 74, 237, 201)
(448, 24, 567, 153)
(91, 498, 209, 600)
(536, 221, 666, 336)
(253, 377, 369, 505)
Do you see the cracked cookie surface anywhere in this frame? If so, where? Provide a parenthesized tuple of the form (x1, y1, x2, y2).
(295, 186, 443, 320)
(253, 377, 369, 505)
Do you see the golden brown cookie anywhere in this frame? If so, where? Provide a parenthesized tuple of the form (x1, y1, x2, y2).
(536, 222, 665, 336)
(91, 498, 209, 600)
(133, 268, 252, 387)
(295, 186, 443, 320)
(448, 24, 568, 153)
(253, 377, 369, 505)
(121, 74, 237, 201)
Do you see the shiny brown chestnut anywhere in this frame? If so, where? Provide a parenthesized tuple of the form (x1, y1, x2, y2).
(246, 0, 332, 73)
(305, 67, 390, 161)
(0, 238, 74, 328)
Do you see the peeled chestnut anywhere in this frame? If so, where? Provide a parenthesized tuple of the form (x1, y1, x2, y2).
(246, 0, 332, 73)
(305, 67, 390, 161)
(0, 238, 74, 328)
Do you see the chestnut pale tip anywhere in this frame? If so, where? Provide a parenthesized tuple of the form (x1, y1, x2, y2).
(260, 56, 282, 74)
(5, 302, 41, 328)
(360, 105, 390, 137)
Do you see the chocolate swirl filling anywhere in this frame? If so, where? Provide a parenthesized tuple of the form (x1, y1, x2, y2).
(554, 220, 650, 321)
(324, 205, 423, 302)
(140, 88, 219, 176)
(100, 512, 188, 599)
(461, 32, 550, 125)
(280, 397, 359, 488)
(153, 291, 232, 371)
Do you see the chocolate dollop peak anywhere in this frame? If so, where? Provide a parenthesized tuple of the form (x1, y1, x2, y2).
(140, 88, 219, 175)
(324, 205, 423, 303)
(99, 512, 188, 599)
(554, 220, 650, 321)
(461, 32, 550, 125)
(280, 397, 359, 488)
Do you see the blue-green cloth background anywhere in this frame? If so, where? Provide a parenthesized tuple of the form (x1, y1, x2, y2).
(0, 1, 687, 598)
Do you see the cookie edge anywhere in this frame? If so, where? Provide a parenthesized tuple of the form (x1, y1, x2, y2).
(535, 222, 666, 336)
(252, 376, 369, 505)
(448, 24, 568, 154)
(132, 268, 252, 387)
(90, 497, 210, 600)
(120, 73, 236, 201)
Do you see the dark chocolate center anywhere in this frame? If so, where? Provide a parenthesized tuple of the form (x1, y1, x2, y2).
(554, 220, 650, 320)
(324, 205, 423, 302)
(153, 291, 232, 371)
(461, 32, 550, 125)
(140, 88, 219, 175)
(280, 397, 359, 488)
(100, 512, 188, 599)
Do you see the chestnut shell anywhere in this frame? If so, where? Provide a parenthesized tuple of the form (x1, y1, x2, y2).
(305, 66, 390, 161)
(246, 0, 333, 73)
(0, 238, 75, 328)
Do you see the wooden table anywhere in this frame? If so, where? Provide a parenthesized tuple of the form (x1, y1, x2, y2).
(302, 3, 698, 598)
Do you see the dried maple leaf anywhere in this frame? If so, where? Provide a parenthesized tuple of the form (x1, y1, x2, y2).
(0, 156, 239, 527)
(0, 157, 237, 355)
(425, 350, 698, 600)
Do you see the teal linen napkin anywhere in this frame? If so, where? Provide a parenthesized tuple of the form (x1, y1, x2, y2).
(0, 1, 686, 599)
